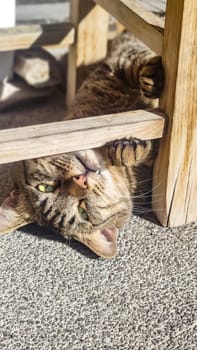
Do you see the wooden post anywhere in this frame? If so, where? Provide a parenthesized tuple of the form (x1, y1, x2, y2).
(66, 0, 109, 106)
(152, 0, 197, 226)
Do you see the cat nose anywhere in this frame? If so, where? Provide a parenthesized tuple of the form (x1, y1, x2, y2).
(73, 174, 88, 189)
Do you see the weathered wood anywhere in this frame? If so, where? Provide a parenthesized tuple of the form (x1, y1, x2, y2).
(94, 0, 164, 54)
(121, 0, 165, 28)
(136, 0, 166, 14)
(0, 110, 165, 164)
(16, 2, 69, 24)
(0, 22, 75, 51)
(152, 0, 197, 226)
(66, 0, 109, 106)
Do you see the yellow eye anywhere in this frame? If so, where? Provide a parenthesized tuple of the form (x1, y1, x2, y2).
(38, 184, 56, 193)
(78, 206, 89, 220)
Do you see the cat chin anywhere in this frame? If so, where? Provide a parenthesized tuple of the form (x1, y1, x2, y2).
(74, 227, 118, 259)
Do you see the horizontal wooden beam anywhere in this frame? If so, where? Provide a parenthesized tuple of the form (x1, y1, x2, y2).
(0, 110, 165, 164)
(94, 0, 164, 54)
(16, 2, 69, 24)
(0, 22, 75, 51)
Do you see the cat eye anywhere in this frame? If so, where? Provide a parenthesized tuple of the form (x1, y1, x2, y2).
(37, 183, 56, 193)
(78, 206, 89, 220)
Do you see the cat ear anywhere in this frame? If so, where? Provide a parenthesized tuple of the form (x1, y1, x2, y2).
(0, 189, 32, 234)
(81, 227, 118, 258)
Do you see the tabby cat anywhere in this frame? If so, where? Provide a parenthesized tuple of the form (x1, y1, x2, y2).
(0, 33, 164, 258)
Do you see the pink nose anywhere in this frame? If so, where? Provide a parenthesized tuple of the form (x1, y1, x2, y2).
(73, 174, 88, 189)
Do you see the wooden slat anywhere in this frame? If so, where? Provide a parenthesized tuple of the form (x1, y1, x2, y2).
(136, 0, 166, 14)
(94, 0, 164, 54)
(0, 22, 75, 51)
(121, 0, 165, 28)
(16, 2, 69, 24)
(152, 0, 197, 226)
(66, 0, 109, 106)
(0, 110, 165, 164)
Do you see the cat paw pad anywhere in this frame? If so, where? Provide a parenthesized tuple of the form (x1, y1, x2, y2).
(107, 138, 152, 166)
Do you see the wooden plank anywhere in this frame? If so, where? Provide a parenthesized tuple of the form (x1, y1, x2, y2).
(94, 0, 164, 54)
(152, 0, 197, 226)
(0, 22, 75, 51)
(66, 0, 109, 106)
(0, 110, 165, 164)
(16, 2, 69, 24)
(137, 0, 166, 14)
(121, 0, 165, 28)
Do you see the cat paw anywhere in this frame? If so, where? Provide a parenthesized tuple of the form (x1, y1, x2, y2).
(138, 56, 164, 98)
(107, 138, 152, 166)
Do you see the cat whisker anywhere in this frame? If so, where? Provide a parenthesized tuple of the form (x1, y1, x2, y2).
(135, 178, 153, 184)
(132, 190, 152, 198)
(133, 198, 163, 205)
(66, 232, 73, 246)
(133, 207, 166, 213)
(132, 179, 165, 199)
(151, 179, 165, 192)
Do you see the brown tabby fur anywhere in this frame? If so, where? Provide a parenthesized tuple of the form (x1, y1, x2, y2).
(0, 33, 164, 258)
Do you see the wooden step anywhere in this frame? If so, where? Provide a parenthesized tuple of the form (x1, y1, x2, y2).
(0, 22, 75, 51)
(0, 110, 165, 164)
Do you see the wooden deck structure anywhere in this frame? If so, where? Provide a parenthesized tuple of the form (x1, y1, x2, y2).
(0, 0, 196, 227)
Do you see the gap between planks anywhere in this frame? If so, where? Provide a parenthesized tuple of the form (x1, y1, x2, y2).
(0, 110, 165, 164)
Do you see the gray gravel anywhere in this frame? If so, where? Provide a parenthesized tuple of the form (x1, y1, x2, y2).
(1, 216, 196, 350)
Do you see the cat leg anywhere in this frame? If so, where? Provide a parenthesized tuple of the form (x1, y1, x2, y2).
(108, 36, 164, 99)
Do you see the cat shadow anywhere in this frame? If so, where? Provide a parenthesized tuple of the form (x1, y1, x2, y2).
(20, 223, 99, 260)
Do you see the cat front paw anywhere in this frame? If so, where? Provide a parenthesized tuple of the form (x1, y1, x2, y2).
(138, 56, 164, 98)
(107, 138, 152, 166)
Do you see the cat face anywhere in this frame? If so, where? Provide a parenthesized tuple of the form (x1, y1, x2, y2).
(0, 150, 132, 258)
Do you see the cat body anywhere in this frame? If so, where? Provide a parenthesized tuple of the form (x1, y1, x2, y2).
(0, 33, 164, 258)
(66, 33, 163, 119)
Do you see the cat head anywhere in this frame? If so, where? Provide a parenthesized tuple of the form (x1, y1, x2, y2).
(0, 150, 132, 258)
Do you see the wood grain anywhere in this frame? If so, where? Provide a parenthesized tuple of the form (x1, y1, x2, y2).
(121, 0, 165, 28)
(0, 22, 75, 51)
(152, 0, 197, 226)
(94, 0, 164, 54)
(0, 110, 165, 164)
(66, 0, 109, 106)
